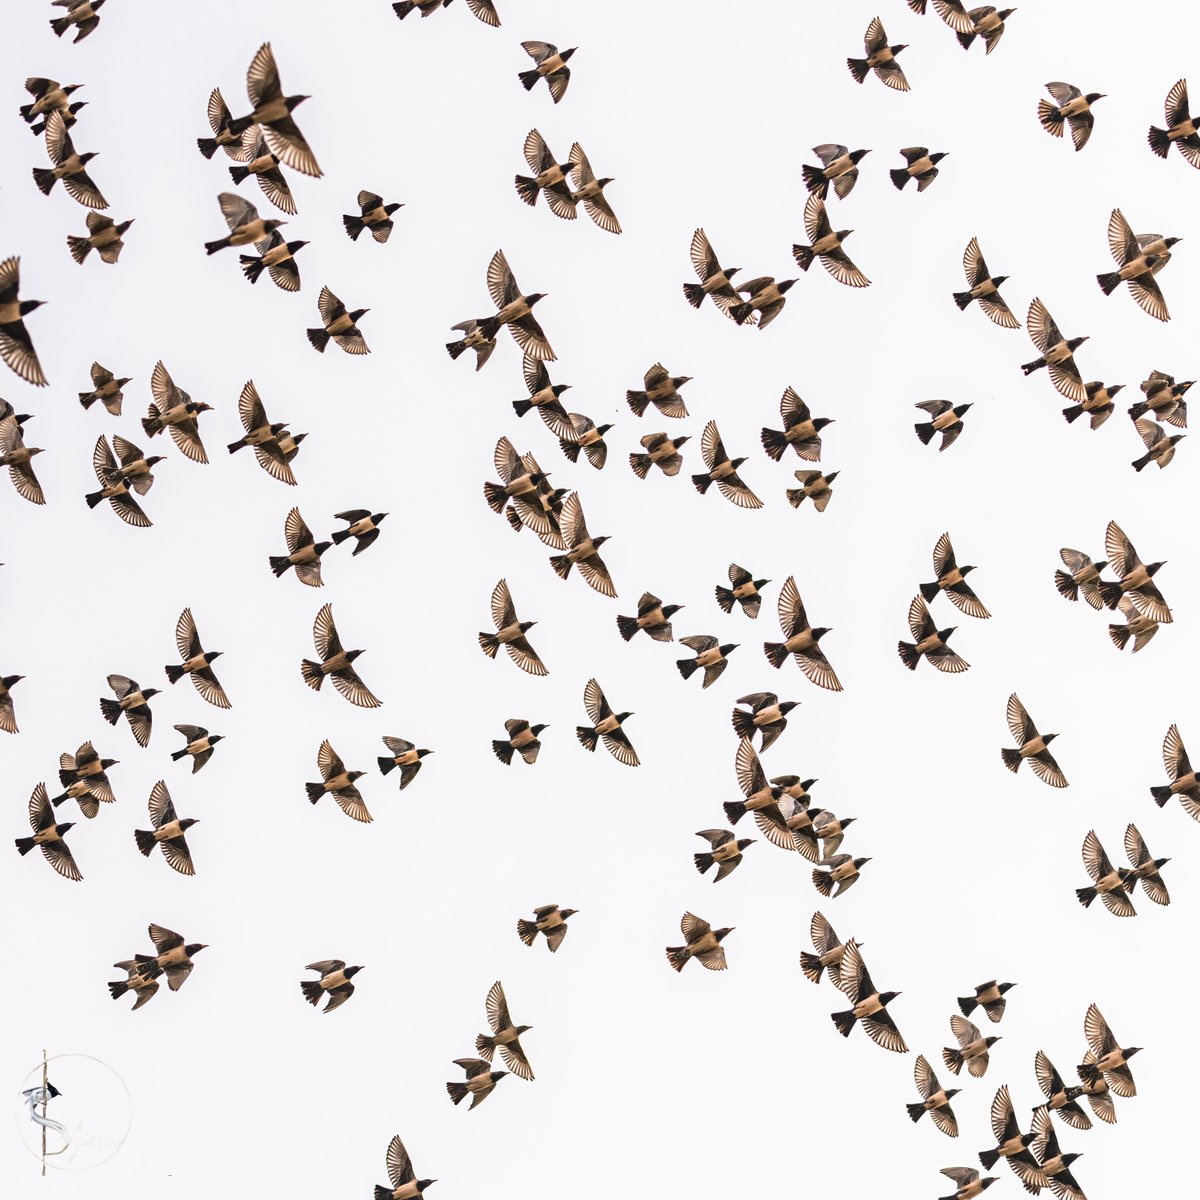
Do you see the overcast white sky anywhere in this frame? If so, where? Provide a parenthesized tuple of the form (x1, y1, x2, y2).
(3, 0, 1199, 1195)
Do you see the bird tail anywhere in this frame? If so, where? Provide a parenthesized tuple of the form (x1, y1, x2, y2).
(1132, 451, 1153, 473)
(170, 748, 188, 762)
(107, 979, 130, 999)
(682, 282, 707, 308)
(957, 995, 978, 1017)
(300, 980, 324, 1005)
(846, 57, 870, 83)
(906, 1102, 927, 1123)
(204, 238, 229, 256)
(979, 1149, 1001, 1172)
(1077, 1060, 1101, 1086)
(1020, 357, 1045, 375)
(342, 214, 365, 241)
(792, 244, 815, 272)
(142, 408, 163, 437)
(786, 488, 807, 511)
(512, 398, 533, 418)
(375, 1188, 396, 1200)
(514, 175, 541, 207)
(1000, 747, 1022, 773)
(134, 828, 157, 856)
(475, 1033, 496, 1059)
(714, 585, 736, 614)
(504, 506, 524, 534)
(230, 164, 255, 186)
(79, 391, 98, 409)
(628, 452, 651, 479)
(1038, 99, 1065, 138)
(896, 641, 920, 671)
(67, 235, 93, 264)
(942, 1047, 965, 1075)
(300, 659, 325, 690)
(616, 614, 640, 642)
(478, 632, 500, 659)
(677, 657, 700, 681)
(665, 945, 691, 973)
(759, 426, 791, 461)
(730, 709, 756, 740)
(491, 739, 516, 766)
(890, 168, 911, 190)
(268, 554, 295, 578)
(393, 0, 416, 16)
(1062, 404, 1084, 424)
(1054, 569, 1079, 601)
(196, 136, 219, 160)
(445, 338, 468, 360)
(50, 15, 73, 36)
(305, 782, 325, 804)
(694, 851, 715, 875)
(812, 869, 834, 897)
(575, 724, 599, 753)
(516, 918, 539, 946)
(1075, 886, 1097, 909)
(482, 481, 508, 513)
(799, 951, 825, 984)
(1098, 581, 1122, 610)
(831, 1009, 856, 1037)
(1108, 623, 1132, 650)
(446, 1081, 469, 1105)
(723, 799, 747, 825)
(956, 30, 977, 49)
(1127, 400, 1150, 419)
(1096, 271, 1122, 296)
(1150, 784, 1173, 807)
(1147, 125, 1171, 159)
(239, 256, 265, 284)
(307, 328, 330, 353)
(330, 528, 353, 546)
(549, 553, 572, 581)
(952, 290, 974, 311)
(729, 302, 753, 325)
(801, 164, 830, 197)
(19, 103, 35, 121)
(15, 836, 36, 855)
(919, 581, 941, 603)
(913, 421, 937, 445)
(164, 664, 187, 684)
(625, 390, 650, 417)
(99, 696, 122, 725)
(518, 68, 541, 91)
(763, 642, 789, 669)
(691, 472, 713, 495)
(32, 167, 57, 195)
(85, 489, 106, 509)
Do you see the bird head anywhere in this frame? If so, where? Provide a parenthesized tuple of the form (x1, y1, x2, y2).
(937, 626, 956, 641)
(348, 771, 366, 783)
(287, 240, 310, 253)
(736, 838, 755, 852)
(675, 376, 694, 386)
(985, 1036, 1002, 1049)
(347, 648, 365, 662)
(116, 220, 135, 235)
(345, 965, 365, 978)
(552, 384, 572, 397)
(526, 293, 548, 306)
(998, 7, 1016, 17)
(813, 418, 834, 432)
(26, 446, 45, 458)
(663, 604, 685, 618)
(879, 990, 901, 1004)
(1125, 1046, 1143, 1058)
(180, 818, 201, 831)
(204, 650, 223, 664)
(731, 456, 748, 469)
(592, 535, 611, 549)
(1107, 384, 1124, 397)
(1067, 336, 1089, 351)
(719, 643, 739, 657)
(515, 1024, 533, 1034)
(560, 908, 579, 919)
(194, 402, 215, 415)
(1095, 559, 1109, 572)
(561, 47, 578, 61)
(490, 1071, 509, 1083)
(836, 229, 854, 242)
(417, 1181, 437, 1192)
(417, 748, 434, 758)
(597, 178, 615, 189)
(779, 701, 799, 715)
(285, 94, 310, 112)
(1154, 856, 1171, 868)
(3, 675, 24, 687)
(1165, 237, 1183, 248)
(314, 540, 333, 555)
(100, 757, 119, 769)
(777, 279, 797, 294)
(854, 857, 872, 868)
(1060, 1153, 1082, 1168)
(46, 1083, 62, 1098)
(930, 152, 949, 163)
(65, 83, 84, 95)
(530, 724, 550, 736)
(518, 620, 537, 633)
(992, 275, 1009, 286)
(980, 1179, 998, 1191)
(209, 734, 225, 745)
(596, 423, 614, 436)
(1086, 93, 1106, 104)
(850, 148, 871, 163)
(714, 927, 735, 942)
(350, 308, 371, 322)
(811, 626, 832, 640)
(616, 711, 635, 723)
(142, 687, 162, 700)
(384, 203, 403, 216)
(80, 151, 99, 165)
(838, 816, 856, 829)
(946, 1088, 962, 1101)
(373, 512, 389, 523)
(674, 435, 691, 448)
(57, 822, 76, 834)
(146, 455, 167, 467)
(824, 471, 840, 483)
(999, 982, 1016, 994)
(891, 43, 909, 52)
(186, 943, 208, 956)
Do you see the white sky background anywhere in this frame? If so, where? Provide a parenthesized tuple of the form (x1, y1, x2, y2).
(2, 0, 1198, 1194)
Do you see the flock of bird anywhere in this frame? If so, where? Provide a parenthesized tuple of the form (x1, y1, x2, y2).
(5, 1, 1194, 1195)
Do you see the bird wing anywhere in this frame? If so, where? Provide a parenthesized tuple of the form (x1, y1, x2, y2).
(962, 236, 990, 286)
(1030, 749, 1067, 789)
(487, 249, 519, 308)
(1005, 693, 1038, 744)
(1045, 81, 1081, 105)
(284, 506, 314, 553)
(680, 911, 711, 942)
(582, 677, 612, 726)
(907, 594, 935, 641)
(1104, 1062, 1137, 1098)
(493, 435, 525, 483)
(106, 673, 137, 699)
(1035, 1051, 1066, 1100)
(1026, 297, 1061, 354)
(505, 635, 548, 678)
(735, 737, 768, 797)
(601, 728, 639, 767)
(489, 578, 518, 630)
(941, 1168, 980, 1187)
(161, 835, 195, 877)
(814, 142, 849, 166)
(317, 738, 345, 782)
(149, 923, 184, 953)
(522, 353, 551, 398)
(926, 645, 970, 673)
(0, 329, 47, 391)
(92, 434, 118, 484)
(485, 979, 513, 1035)
(914, 1053, 939, 1100)
(175, 607, 203, 660)
(568, 142, 596, 187)
(305, 959, 345, 975)
(508, 312, 555, 362)
(522, 128, 554, 174)
(218, 191, 261, 234)
(1163, 722, 1193, 781)
(777, 575, 813, 641)
(861, 1012, 908, 1054)
(313, 602, 343, 658)
(874, 59, 910, 91)
(990, 1083, 1018, 1143)
(1103, 520, 1138, 577)
(932, 532, 958, 578)
(44, 108, 74, 164)
(1081, 830, 1115, 884)
(148, 780, 176, 827)
(978, 292, 1019, 328)
(944, 582, 990, 620)
(951, 1014, 981, 1049)
(695, 946, 727, 971)
(802, 192, 830, 242)
(690, 228, 721, 280)
(1135, 418, 1165, 452)
(331, 667, 382, 709)
(333, 787, 372, 824)
(700, 419, 733, 473)
(820, 247, 870, 289)
(810, 911, 839, 956)
(1083, 1002, 1116, 1056)
(124, 703, 154, 747)
(28, 782, 54, 832)
(261, 117, 320, 180)
(386, 1135, 414, 1188)
(190, 664, 231, 709)
(1128, 276, 1169, 322)
(863, 16, 888, 52)
(238, 379, 269, 433)
(245, 42, 284, 109)
(1107, 208, 1139, 267)
(521, 39, 557, 63)
(834, 938, 868, 1001)
(465, 0, 500, 26)
(498, 1039, 535, 1081)
(43, 840, 82, 882)
(557, 491, 588, 549)
(1166, 78, 1191, 127)
(148, 360, 178, 411)
(583, 194, 621, 235)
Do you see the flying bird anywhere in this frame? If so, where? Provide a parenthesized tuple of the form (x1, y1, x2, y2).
(1029, 1105, 1086, 1200)
(204, 192, 285, 256)
(914, 400, 972, 452)
(134, 781, 198, 876)
(0, 415, 45, 504)
(1109, 595, 1159, 653)
(479, 578, 548, 676)
(936, 1167, 998, 1200)
(50, 0, 106, 42)
(958, 980, 1015, 1024)
(830, 940, 906, 1052)
(301, 960, 364, 1013)
(171, 724, 224, 774)
(802, 144, 870, 200)
(813, 852, 870, 898)
(306, 739, 371, 824)
(344, 190, 403, 243)
(1002, 693, 1066, 787)
(166, 608, 230, 709)
(227, 43, 321, 177)
(1063, 379, 1123, 429)
(787, 469, 839, 512)
(269, 508, 331, 587)
(228, 381, 299, 483)
(1151, 723, 1200, 818)
(308, 286, 370, 354)
(907, 1054, 961, 1137)
(933, 3, 1015, 52)
(1123, 823, 1170, 906)
(197, 88, 248, 160)
(301, 604, 382, 708)
(492, 719, 547, 766)
(87, 436, 151, 527)
(57, 740, 118, 805)
(764, 577, 842, 690)
(1054, 547, 1107, 609)
(67, 212, 133, 265)
(142, 361, 212, 464)
(373, 1134, 436, 1200)
(1097, 208, 1174, 321)
(1038, 82, 1105, 151)
(731, 692, 798, 753)
(519, 40, 575, 103)
(729, 275, 797, 329)
(517, 904, 576, 952)
(133, 923, 207, 991)
(694, 829, 754, 882)
(897, 595, 969, 673)
(1077, 1003, 1141, 1098)
(332, 509, 387, 556)
(953, 238, 1018, 328)
(1021, 298, 1088, 402)
(475, 980, 534, 1080)
(665, 911, 734, 972)
(20, 77, 85, 135)
(1132, 418, 1184, 471)
(1099, 519, 1172, 624)
(108, 959, 162, 1011)
(576, 677, 638, 766)
(33, 110, 106, 208)
(99, 674, 160, 747)
(629, 431, 689, 478)
(1128, 369, 1191, 427)
(793, 193, 870, 287)
(1148, 78, 1200, 166)
(466, 249, 554, 361)
(1076, 830, 1136, 917)
(378, 737, 432, 789)
(513, 129, 576, 220)
(445, 318, 498, 369)
(0, 672, 22, 734)
(556, 411, 612, 470)
(977, 1085, 1048, 1193)
(921, 533, 991, 618)
(626, 363, 690, 418)
(723, 737, 784, 827)
(550, 492, 615, 597)
(891, 146, 948, 190)
(0, 257, 48, 386)
(228, 127, 297, 215)
(683, 228, 747, 320)
(677, 636, 738, 690)
(240, 229, 307, 293)
(800, 911, 850, 985)
(761, 388, 832, 462)
(15, 783, 80, 881)
(715, 564, 770, 619)
(79, 362, 131, 414)
(446, 1059, 507, 1110)
(942, 1015, 1000, 1078)
(1034, 1050, 1092, 1131)
(692, 420, 762, 508)
(847, 17, 909, 91)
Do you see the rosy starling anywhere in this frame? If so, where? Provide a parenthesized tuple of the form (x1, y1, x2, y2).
(1029, 1106, 1085, 1199)
(761, 388, 832, 462)
(934, 3, 1015, 52)
(731, 692, 798, 753)
(1108, 594, 1158, 653)
(556, 411, 612, 469)
(794, 193, 869, 287)
(134, 781, 198, 876)
(68, 212, 132, 265)
(1001, 693, 1065, 786)
(142, 361, 213, 464)
(306, 739, 371, 824)
(100, 674, 160, 747)
(802, 144, 870, 200)
(15, 783, 81, 881)
(617, 591, 682, 643)
(958, 980, 1015, 1023)
(626, 363, 690, 418)
(921, 533, 991, 618)
(787, 469, 839, 512)
(942, 1015, 1000, 1078)
(716, 564, 770, 619)
(33, 110, 106, 208)
(1151, 723, 1200, 817)
(228, 380, 297, 482)
(474, 248, 554, 360)
(1076, 830, 1136, 916)
(800, 911, 850, 986)
(240, 229, 308, 293)
(270, 507, 330, 587)
(0, 257, 48, 386)
(344, 189, 403, 243)
(134, 923, 207, 990)
(953, 238, 1018, 328)
(677, 636, 739, 690)
(907, 1054, 961, 1136)
(1077, 1003, 1140, 1097)
(228, 126, 297, 215)
(1054, 547, 1107, 609)
(474, 980, 534, 1080)
(517, 904, 576, 951)
(301, 603, 381, 708)
(576, 678, 638, 766)
(308, 286, 370, 354)
(393, 0, 451, 19)
(549, 492, 615, 597)
(897, 595, 968, 673)
(519, 41, 575, 103)
(1148, 78, 1200, 166)
(1123, 822, 1170, 905)
(514, 354, 571, 426)
(683, 228, 746, 320)
(1034, 1050, 1092, 1130)
(166, 608, 230, 708)
(1098, 519, 1171, 623)
(1132, 418, 1184, 471)
(915, 401, 972, 451)
(1039, 82, 1105, 151)
(374, 1134, 436, 1200)
(57, 740, 118, 804)
(446, 1059, 507, 1110)
(493, 719, 547, 766)
(171, 724, 224, 774)
(937, 1167, 998, 1199)
(1128, 368, 1190, 426)
(79, 362, 131, 414)
(332, 509, 387, 555)
(730, 275, 797, 329)
(891, 146, 948, 191)
(445, 318, 499, 369)
(227, 44, 321, 177)
(630, 431, 689, 478)
(764, 576, 842, 689)
(1077, 1052, 1117, 1124)
(301, 960, 364, 1013)
(1097, 209, 1173, 321)
(813, 853, 870, 898)
(87, 435, 151, 527)
(665, 911, 734, 972)
(20, 77, 84, 134)
(847, 18, 909, 91)
(723, 737, 783, 826)
(0, 672, 22, 734)
(197, 88, 246, 160)
(694, 829, 754, 882)
(1063, 379, 1122, 429)
(51, 1, 106, 43)
(204, 192, 284, 256)
(977, 1085, 1048, 1192)
(0, 416, 45, 504)
(513, 128, 576, 219)
(108, 435, 164, 494)
(378, 737, 432, 788)
(1021, 298, 1088, 401)
(692, 420, 762, 508)
(479, 579, 548, 676)
(830, 940, 906, 1051)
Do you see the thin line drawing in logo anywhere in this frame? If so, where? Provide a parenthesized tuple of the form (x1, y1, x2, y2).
(14, 1050, 132, 1173)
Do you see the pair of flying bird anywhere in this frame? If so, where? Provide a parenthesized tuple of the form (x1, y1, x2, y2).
(514, 131, 619, 233)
